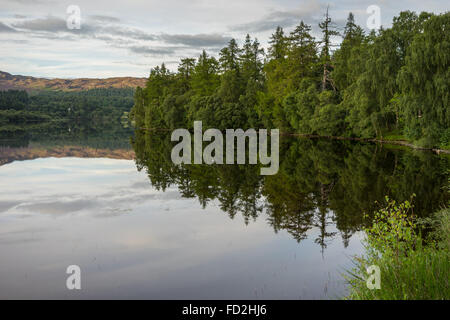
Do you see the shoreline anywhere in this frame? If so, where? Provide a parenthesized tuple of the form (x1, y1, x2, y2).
(282, 133, 450, 155)
(140, 127, 450, 155)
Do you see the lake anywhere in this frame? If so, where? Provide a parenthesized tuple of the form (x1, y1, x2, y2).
(0, 123, 448, 299)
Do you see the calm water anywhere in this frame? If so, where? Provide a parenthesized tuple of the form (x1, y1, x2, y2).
(0, 124, 448, 299)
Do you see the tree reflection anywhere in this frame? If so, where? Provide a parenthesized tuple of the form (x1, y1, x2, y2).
(132, 131, 449, 251)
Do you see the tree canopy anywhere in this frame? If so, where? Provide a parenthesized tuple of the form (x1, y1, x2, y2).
(131, 11, 449, 149)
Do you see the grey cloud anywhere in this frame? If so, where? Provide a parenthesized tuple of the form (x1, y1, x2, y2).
(0, 201, 20, 213)
(10, 16, 228, 47)
(231, 0, 325, 32)
(2, 39, 30, 44)
(0, 237, 44, 245)
(0, 227, 56, 236)
(107, 25, 156, 41)
(89, 15, 121, 23)
(130, 181, 152, 189)
(128, 45, 178, 56)
(6, 15, 233, 58)
(11, 16, 154, 41)
(16, 199, 98, 215)
(6, 0, 50, 3)
(159, 33, 232, 47)
(13, 16, 68, 33)
(12, 16, 97, 35)
(0, 22, 17, 33)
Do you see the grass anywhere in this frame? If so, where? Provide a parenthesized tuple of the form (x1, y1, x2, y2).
(381, 129, 409, 142)
(380, 129, 450, 151)
(345, 196, 450, 300)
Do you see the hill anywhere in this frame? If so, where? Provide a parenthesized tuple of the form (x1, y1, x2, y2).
(0, 71, 146, 91)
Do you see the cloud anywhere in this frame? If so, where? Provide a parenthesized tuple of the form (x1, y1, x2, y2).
(128, 45, 178, 56)
(13, 16, 68, 33)
(0, 22, 17, 33)
(159, 33, 232, 47)
(0, 201, 20, 213)
(107, 25, 156, 41)
(1, 39, 29, 44)
(6, 0, 50, 3)
(5, 15, 231, 59)
(10, 16, 231, 48)
(11, 16, 156, 41)
(16, 199, 98, 215)
(89, 15, 121, 23)
(230, 0, 324, 32)
(12, 16, 100, 37)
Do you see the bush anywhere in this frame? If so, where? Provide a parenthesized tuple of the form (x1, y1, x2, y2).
(345, 196, 450, 300)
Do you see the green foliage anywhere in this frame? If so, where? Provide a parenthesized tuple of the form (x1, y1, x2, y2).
(0, 90, 28, 110)
(132, 132, 449, 249)
(0, 109, 53, 124)
(397, 13, 450, 147)
(346, 197, 450, 300)
(0, 88, 135, 126)
(130, 11, 448, 149)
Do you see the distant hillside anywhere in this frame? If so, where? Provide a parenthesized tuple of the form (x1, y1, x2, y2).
(0, 71, 147, 91)
(0, 145, 134, 166)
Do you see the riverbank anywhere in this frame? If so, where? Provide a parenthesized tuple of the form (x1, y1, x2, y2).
(287, 133, 450, 155)
(140, 127, 450, 155)
(345, 199, 450, 300)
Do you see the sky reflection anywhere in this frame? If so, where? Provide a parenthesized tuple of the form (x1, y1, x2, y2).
(0, 157, 362, 299)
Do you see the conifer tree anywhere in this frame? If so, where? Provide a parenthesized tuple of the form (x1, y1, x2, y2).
(318, 7, 339, 91)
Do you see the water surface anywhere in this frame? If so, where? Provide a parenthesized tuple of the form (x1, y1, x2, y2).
(0, 125, 448, 299)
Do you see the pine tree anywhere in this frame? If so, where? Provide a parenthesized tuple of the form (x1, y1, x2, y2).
(191, 50, 220, 96)
(177, 58, 196, 93)
(288, 21, 317, 88)
(219, 39, 242, 72)
(332, 12, 365, 92)
(318, 7, 339, 91)
(268, 26, 287, 60)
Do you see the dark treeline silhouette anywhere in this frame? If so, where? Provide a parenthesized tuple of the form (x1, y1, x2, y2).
(0, 88, 134, 125)
(0, 121, 133, 150)
(131, 11, 449, 149)
(131, 131, 449, 250)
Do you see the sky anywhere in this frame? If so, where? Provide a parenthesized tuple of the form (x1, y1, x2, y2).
(0, 0, 448, 78)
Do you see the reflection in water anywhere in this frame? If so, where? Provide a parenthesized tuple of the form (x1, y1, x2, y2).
(0, 122, 134, 165)
(0, 157, 360, 299)
(132, 131, 449, 251)
(0, 125, 448, 299)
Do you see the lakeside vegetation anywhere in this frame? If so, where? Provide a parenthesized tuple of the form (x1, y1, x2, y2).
(0, 88, 135, 125)
(0, 121, 134, 150)
(346, 191, 450, 299)
(131, 10, 449, 150)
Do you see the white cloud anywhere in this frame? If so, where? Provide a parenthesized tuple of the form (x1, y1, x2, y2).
(0, 0, 447, 78)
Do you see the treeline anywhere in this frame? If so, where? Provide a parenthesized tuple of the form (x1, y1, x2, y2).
(131, 11, 449, 149)
(0, 88, 135, 125)
(0, 121, 134, 150)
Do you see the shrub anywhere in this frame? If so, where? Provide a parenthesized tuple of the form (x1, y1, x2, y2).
(345, 196, 450, 300)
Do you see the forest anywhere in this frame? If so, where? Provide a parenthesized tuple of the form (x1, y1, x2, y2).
(0, 88, 134, 125)
(131, 11, 449, 149)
